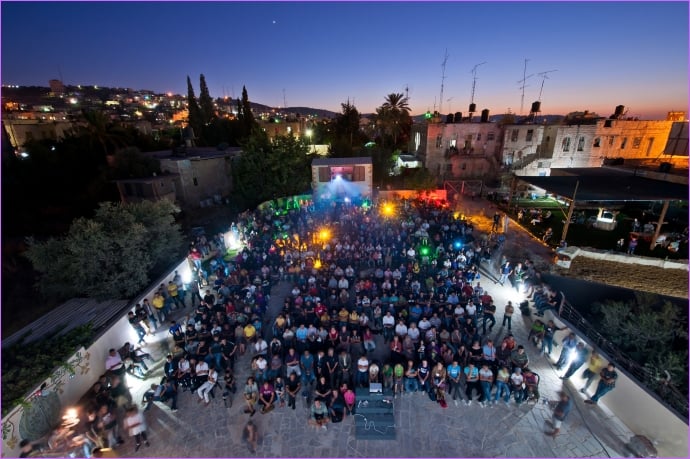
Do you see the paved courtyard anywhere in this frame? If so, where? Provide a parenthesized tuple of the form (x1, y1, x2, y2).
(116, 198, 638, 458)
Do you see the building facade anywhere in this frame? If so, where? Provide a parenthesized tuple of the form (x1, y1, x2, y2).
(410, 118, 503, 181)
(146, 147, 240, 208)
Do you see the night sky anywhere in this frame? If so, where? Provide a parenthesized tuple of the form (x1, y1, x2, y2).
(2, 1, 688, 118)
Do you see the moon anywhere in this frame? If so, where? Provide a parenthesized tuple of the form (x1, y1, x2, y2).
(272, 20, 276, 24)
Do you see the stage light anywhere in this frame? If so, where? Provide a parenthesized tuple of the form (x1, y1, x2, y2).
(420, 246, 430, 256)
(454, 241, 462, 249)
(381, 202, 395, 217)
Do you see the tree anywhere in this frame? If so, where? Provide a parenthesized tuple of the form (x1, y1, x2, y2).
(331, 100, 363, 157)
(375, 93, 412, 150)
(186, 76, 203, 143)
(76, 109, 128, 158)
(239, 86, 257, 138)
(198, 74, 215, 125)
(109, 147, 161, 180)
(232, 128, 313, 209)
(24, 200, 184, 301)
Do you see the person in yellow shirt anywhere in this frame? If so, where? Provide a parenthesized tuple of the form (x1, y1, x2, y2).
(580, 350, 606, 393)
(152, 291, 167, 323)
(348, 310, 360, 332)
(244, 323, 257, 344)
(167, 281, 183, 309)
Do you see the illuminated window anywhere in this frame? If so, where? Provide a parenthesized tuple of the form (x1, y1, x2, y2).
(632, 137, 642, 149)
(621, 137, 627, 149)
(435, 135, 443, 148)
(577, 136, 585, 151)
(511, 129, 518, 142)
(449, 139, 457, 148)
(562, 137, 571, 152)
(526, 129, 533, 142)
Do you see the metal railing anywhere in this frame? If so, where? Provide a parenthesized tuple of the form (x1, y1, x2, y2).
(557, 299, 689, 420)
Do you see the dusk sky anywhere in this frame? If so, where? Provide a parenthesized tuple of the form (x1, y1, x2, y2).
(2, 1, 688, 119)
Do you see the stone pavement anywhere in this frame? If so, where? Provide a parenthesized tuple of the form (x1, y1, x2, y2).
(113, 196, 638, 458)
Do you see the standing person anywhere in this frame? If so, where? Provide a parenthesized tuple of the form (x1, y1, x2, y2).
(502, 301, 514, 332)
(555, 333, 578, 370)
(128, 311, 147, 345)
(446, 360, 463, 405)
(560, 342, 588, 380)
(580, 350, 606, 394)
(498, 261, 512, 286)
(123, 406, 149, 452)
(545, 391, 573, 437)
(585, 363, 618, 405)
(242, 420, 259, 453)
(285, 373, 301, 410)
(482, 300, 496, 335)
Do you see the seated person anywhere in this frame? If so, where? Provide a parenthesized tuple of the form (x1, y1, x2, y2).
(142, 378, 178, 411)
(258, 381, 275, 414)
(523, 368, 539, 401)
(527, 320, 545, 346)
(308, 399, 330, 429)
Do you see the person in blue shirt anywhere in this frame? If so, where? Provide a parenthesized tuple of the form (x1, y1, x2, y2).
(447, 360, 463, 403)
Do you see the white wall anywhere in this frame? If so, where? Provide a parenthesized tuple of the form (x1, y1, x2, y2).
(546, 310, 689, 457)
(1, 258, 191, 457)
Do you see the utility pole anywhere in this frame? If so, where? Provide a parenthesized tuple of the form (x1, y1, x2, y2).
(561, 180, 579, 243)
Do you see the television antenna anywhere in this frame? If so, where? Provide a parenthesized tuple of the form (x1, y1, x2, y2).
(469, 62, 486, 106)
(439, 49, 449, 114)
(517, 58, 533, 115)
(537, 70, 558, 102)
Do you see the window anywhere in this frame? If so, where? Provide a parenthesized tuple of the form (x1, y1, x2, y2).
(621, 137, 627, 149)
(593, 137, 601, 147)
(526, 129, 534, 142)
(318, 167, 330, 182)
(511, 129, 519, 142)
(632, 137, 642, 149)
(487, 132, 495, 141)
(476, 133, 481, 141)
(193, 177, 198, 186)
(562, 137, 571, 152)
(646, 138, 654, 156)
(461, 163, 467, 170)
(435, 135, 443, 148)
(449, 139, 457, 148)
(609, 136, 615, 146)
(577, 136, 585, 151)
(445, 163, 453, 172)
(353, 166, 365, 181)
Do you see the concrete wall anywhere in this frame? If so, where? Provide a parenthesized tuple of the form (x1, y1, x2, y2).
(501, 124, 546, 166)
(1, 258, 191, 457)
(595, 119, 674, 160)
(161, 156, 233, 207)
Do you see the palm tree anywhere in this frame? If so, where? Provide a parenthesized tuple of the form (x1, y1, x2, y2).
(376, 93, 412, 149)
